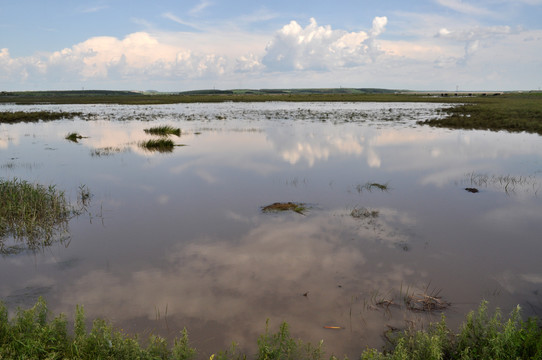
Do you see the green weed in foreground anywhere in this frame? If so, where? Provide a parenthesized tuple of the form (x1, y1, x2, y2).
(364, 301, 542, 360)
(0, 298, 197, 360)
(140, 138, 177, 153)
(144, 125, 182, 137)
(1, 299, 540, 359)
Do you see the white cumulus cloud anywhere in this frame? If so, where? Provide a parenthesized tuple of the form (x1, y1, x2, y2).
(262, 16, 387, 71)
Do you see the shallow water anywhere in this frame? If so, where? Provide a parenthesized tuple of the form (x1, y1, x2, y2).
(1, 102, 542, 358)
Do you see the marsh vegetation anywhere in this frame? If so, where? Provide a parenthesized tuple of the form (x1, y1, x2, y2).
(144, 125, 182, 137)
(0, 298, 540, 360)
(0, 178, 89, 254)
(0, 111, 82, 123)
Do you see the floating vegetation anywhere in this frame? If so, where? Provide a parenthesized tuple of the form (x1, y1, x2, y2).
(464, 172, 540, 195)
(405, 289, 451, 312)
(65, 132, 86, 143)
(356, 181, 390, 193)
(0, 178, 90, 254)
(350, 207, 379, 219)
(139, 139, 176, 153)
(261, 202, 307, 215)
(90, 146, 125, 157)
(144, 125, 181, 137)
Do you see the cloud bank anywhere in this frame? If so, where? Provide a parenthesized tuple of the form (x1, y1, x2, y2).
(1, 14, 541, 91)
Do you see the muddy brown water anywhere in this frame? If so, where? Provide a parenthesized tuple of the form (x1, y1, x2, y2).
(1, 102, 542, 358)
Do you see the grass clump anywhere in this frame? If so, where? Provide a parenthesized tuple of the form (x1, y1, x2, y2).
(261, 202, 307, 215)
(0, 178, 70, 245)
(140, 138, 176, 153)
(362, 301, 542, 360)
(0, 178, 90, 254)
(65, 132, 86, 143)
(144, 125, 181, 137)
(257, 320, 324, 360)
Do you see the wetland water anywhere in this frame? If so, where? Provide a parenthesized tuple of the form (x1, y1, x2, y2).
(1, 102, 542, 358)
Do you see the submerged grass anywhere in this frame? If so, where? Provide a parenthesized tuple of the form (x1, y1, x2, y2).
(350, 207, 379, 219)
(356, 182, 390, 193)
(144, 125, 181, 137)
(1, 299, 541, 359)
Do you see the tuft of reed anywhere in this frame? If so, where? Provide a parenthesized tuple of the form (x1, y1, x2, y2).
(139, 139, 176, 153)
(65, 132, 85, 143)
(144, 125, 181, 137)
(356, 182, 390, 193)
(0, 178, 90, 254)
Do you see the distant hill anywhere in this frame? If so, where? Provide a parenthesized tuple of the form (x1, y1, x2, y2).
(1, 90, 140, 97)
(178, 88, 400, 95)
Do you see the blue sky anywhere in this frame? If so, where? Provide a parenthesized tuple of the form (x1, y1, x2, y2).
(1, 0, 541, 91)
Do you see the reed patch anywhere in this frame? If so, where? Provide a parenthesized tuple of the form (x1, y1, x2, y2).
(144, 125, 181, 137)
(0, 178, 90, 254)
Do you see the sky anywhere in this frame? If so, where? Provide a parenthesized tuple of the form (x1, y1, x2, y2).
(1, 0, 541, 91)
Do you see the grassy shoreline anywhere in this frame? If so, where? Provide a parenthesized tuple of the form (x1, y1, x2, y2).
(0, 298, 540, 359)
(2, 91, 541, 134)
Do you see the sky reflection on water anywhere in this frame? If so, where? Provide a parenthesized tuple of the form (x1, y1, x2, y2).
(1, 102, 542, 358)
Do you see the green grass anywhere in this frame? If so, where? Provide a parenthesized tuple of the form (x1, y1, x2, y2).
(144, 125, 182, 137)
(364, 301, 542, 360)
(139, 138, 177, 153)
(418, 93, 542, 135)
(0, 111, 82, 123)
(0, 299, 540, 359)
(0, 298, 197, 360)
(0, 178, 89, 254)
